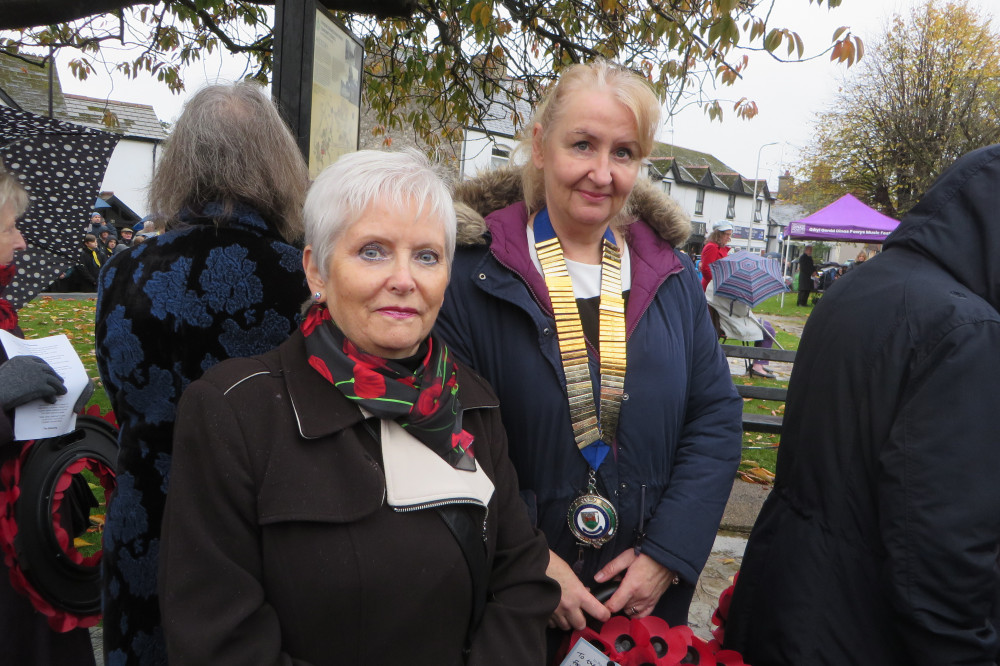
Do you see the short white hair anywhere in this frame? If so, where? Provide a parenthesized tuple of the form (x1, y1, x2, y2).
(0, 161, 28, 218)
(304, 149, 456, 278)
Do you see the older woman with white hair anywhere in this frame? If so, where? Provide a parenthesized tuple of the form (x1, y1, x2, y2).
(0, 163, 95, 665)
(159, 149, 559, 666)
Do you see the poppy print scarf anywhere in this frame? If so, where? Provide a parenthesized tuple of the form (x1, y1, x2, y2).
(0, 263, 17, 332)
(301, 302, 476, 471)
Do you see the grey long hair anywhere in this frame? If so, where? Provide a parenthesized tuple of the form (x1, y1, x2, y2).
(147, 81, 308, 243)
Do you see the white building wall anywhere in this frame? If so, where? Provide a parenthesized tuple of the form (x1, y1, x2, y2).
(100, 139, 159, 217)
(701, 190, 731, 229)
(667, 182, 773, 254)
(460, 129, 520, 180)
(740, 193, 773, 254)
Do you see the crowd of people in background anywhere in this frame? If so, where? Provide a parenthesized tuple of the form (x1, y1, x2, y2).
(700, 220, 780, 378)
(47, 211, 158, 293)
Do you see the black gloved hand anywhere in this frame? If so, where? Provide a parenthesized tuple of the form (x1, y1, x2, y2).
(0, 355, 67, 410)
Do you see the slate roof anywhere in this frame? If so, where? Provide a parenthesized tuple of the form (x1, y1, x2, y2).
(0, 53, 165, 142)
(649, 144, 773, 200)
(0, 52, 67, 117)
(649, 142, 737, 173)
(63, 94, 167, 141)
(467, 91, 533, 139)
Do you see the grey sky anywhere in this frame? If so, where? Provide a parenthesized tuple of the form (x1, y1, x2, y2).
(54, 0, 997, 186)
(668, 0, 998, 183)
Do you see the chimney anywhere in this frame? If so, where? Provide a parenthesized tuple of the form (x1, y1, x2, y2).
(778, 170, 794, 199)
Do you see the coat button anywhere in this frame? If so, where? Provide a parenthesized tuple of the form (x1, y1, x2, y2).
(543, 327, 552, 336)
(620, 482, 628, 491)
(622, 393, 629, 401)
(478, 273, 487, 280)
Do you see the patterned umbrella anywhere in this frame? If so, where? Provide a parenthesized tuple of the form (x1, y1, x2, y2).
(1, 105, 119, 309)
(712, 251, 787, 307)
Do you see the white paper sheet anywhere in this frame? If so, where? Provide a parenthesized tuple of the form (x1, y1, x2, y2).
(0, 329, 89, 440)
(559, 637, 620, 666)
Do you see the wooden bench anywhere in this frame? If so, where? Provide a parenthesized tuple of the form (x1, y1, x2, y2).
(720, 344, 797, 435)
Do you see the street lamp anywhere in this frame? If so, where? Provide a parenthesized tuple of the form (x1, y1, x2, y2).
(748, 141, 779, 251)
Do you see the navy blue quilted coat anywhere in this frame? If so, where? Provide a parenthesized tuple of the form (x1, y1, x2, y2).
(439, 169, 742, 628)
(94, 204, 308, 665)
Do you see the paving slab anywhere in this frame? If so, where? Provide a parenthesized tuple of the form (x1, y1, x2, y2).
(720, 478, 771, 534)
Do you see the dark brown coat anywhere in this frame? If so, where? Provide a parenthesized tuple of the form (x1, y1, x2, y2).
(159, 330, 558, 665)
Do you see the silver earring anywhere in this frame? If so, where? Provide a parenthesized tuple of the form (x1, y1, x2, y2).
(313, 292, 322, 301)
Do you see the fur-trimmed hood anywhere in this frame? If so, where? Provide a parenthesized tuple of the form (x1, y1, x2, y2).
(452, 166, 691, 248)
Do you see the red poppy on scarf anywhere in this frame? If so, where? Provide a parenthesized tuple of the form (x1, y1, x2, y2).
(451, 430, 475, 459)
(308, 355, 334, 383)
(0, 263, 18, 332)
(300, 302, 477, 471)
(300, 303, 328, 337)
(415, 378, 444, 416)
(352, 364, 386, 399)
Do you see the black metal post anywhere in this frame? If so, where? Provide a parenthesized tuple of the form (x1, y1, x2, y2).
(272, 0, 315, 161)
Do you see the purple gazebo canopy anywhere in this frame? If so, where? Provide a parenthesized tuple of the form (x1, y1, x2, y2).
(787, 194, 899, 243)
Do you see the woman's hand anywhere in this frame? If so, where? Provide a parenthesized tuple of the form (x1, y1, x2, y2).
(547, 550, 611, 631)
(593, 551, 677, 618)
(0, 355, 66, 409)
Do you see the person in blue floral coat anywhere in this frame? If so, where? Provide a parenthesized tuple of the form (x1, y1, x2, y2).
(94, 82, 310, 665)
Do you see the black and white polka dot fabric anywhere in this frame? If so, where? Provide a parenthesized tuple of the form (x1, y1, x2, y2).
(1, 105, 120, 309)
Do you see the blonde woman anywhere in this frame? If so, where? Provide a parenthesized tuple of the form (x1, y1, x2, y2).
(437, 60, 742, 649)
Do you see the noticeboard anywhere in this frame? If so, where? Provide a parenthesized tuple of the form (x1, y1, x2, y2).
(273, 0, 363, 177)
(308, 9, 363, 177)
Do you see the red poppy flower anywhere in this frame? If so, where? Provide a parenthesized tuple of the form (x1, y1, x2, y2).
(711, 573, 738, 646)
(300, 304, 329, 336)
(416, 379, 444, 416)
(353, 364, 386, 399)
(344, 339, 391, 370)
(308, 356, 334, 383)
(452, 430, 475, 458)
(559, 615, 750, 666)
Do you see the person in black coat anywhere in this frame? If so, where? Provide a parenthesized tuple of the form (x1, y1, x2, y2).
(795, 245, 815, 306)
(75, 234, 102, 291)
(724, 144, 1000, 664)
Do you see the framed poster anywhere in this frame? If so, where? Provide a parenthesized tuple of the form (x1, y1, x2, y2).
(308, 9, 363, 177)
(273, 0, 364, 177)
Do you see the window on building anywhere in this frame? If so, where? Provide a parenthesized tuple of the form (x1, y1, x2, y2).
(754, 198, 763, 222)
(691, 222, 706, 236)
(491, 145, 510, 170)
(726, 194, 736, 219)
(695, 188, 705, 215)
(662, 181, 672, 196)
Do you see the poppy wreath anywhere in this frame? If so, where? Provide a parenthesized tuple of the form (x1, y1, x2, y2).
(710, 572, 738, 647)
(560, 614, 750, 666)
(0, 406, 117, 631)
